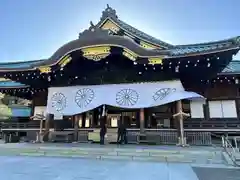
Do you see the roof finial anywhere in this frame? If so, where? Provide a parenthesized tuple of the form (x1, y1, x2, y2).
(100, 4, 118, 20)
(236, 36, 240, 44)
(90, 21, 94, 27)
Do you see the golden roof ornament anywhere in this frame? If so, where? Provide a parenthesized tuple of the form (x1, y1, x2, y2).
(82, 46, 111, 61)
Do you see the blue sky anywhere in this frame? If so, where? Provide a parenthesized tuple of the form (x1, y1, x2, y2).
(0, 0, 239, 62)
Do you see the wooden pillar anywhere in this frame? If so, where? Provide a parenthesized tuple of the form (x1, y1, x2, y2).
(176, 100, 181, 134)
(174, 100, 188, 146)
(144, 109, 149, 128)
(93, 109, 99, 127)
(40, 119, 43, 134)
(140, 108, 145, 133)
(82, 113, 86, 128)
(45, 119, 49, 132)
(177, 101, 184, 145)
(44, 113, 53, 142)
(44, 114, 51, 132)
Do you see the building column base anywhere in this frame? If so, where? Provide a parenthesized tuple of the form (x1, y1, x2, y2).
(176, 137, 189, 147)
(35, 132, 44, 143)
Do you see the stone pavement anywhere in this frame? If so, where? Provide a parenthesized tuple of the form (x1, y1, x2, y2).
(0, 156, 199, 180)
(0, 156, 240, 180)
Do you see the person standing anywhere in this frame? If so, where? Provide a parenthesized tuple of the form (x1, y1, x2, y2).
(117, 117, 127, 144)
(100, 116, 107, 145)
(117, 118, 124, 144)
(123, 118, 128, 144)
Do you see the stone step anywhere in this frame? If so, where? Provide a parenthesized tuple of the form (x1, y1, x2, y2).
(0, 147, 218, 158)
(0, 146, 224, 164)
(36, 148, 218, 157)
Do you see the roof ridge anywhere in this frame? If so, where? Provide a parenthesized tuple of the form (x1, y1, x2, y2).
(97, 5, 173, 49)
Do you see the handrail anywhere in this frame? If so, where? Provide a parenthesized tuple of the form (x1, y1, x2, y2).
(211, 132, 222, 138)
(222, 135, 240, 166)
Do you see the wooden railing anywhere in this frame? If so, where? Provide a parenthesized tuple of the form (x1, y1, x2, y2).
(0, 122, 40, 129)
(184, 119, 240, 129)
(1, 121, 240, 133)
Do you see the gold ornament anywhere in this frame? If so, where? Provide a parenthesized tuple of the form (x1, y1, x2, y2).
(82, 46, 111, 61)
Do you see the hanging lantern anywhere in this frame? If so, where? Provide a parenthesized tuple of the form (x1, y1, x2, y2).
(235, 78, 239, 84)
(175, 66, 179, 72)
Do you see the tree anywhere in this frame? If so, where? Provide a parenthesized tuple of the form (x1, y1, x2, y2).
(0, 93, 12, 120)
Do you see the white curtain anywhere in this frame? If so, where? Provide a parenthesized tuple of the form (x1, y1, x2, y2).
(208, 101, 222, 118)
(46, 80, 204, 116)
(222, 100, 237, 118)
(190, 100, 205, 118)
(208, 100, 237, 118)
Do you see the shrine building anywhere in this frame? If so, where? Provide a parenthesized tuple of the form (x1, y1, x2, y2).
(0, 5, 240, 145)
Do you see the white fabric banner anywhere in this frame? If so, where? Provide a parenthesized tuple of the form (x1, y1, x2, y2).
(46, 80, 204, 116)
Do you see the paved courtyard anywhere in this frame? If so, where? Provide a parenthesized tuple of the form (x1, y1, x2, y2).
(0, 156, 240, 180)
(0, 156, 199, 180)
(0, 143, 239, 180)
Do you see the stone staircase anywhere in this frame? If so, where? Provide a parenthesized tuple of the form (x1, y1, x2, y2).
(223, 150, 240, 166)
(0, 144, 227, 165)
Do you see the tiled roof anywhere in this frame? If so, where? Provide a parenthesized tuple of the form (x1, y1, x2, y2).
(221, 60, 240, 74)
(113, 17, 239, 55)
(170, 39, 238, 56)
(0, 59, 45, 69)
(114, 19, 173, 48)
(0, 80, 28, 88)
(99, 6, 240, 56)
(98, 4, 174, 49)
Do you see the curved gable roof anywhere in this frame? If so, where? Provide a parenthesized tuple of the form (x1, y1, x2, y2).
(0, 5, 238, 71)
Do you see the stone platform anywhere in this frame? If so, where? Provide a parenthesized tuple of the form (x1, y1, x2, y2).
(0, 143, 226, 165)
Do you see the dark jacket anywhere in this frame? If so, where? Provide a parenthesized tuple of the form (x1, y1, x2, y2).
(100, 124, 107, 135)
